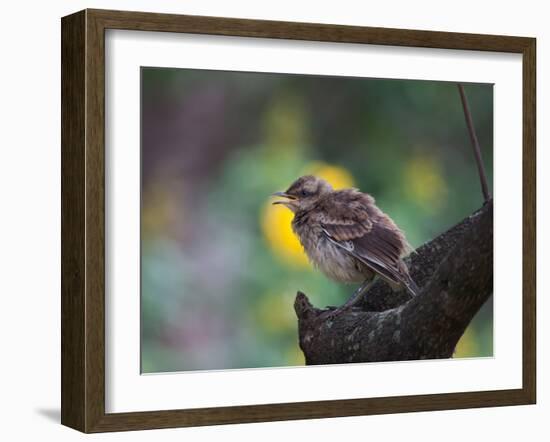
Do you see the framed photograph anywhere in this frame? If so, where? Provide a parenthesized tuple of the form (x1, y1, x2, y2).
(61, 9, 536, 433)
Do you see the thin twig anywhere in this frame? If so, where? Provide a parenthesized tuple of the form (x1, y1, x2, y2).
(457, 84, 491, 203)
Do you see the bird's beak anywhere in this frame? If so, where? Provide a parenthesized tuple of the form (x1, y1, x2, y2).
(271, 191, 296, 205)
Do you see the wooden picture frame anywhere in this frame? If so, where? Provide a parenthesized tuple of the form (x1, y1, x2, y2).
(61, 8, 536, 433)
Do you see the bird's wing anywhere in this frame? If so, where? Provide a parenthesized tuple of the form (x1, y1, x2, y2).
(320, 204, 412, 291)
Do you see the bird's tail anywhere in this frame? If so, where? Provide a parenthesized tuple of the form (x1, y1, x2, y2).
(398, 260, 420, 297)
(404, 276, 420, 297)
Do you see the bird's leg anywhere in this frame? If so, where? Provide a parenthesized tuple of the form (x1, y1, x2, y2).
(326, 278, 376, 317)
(343, 278, 377, 309)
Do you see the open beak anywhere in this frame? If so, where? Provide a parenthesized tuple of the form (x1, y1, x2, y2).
(271, 191, 296, 205)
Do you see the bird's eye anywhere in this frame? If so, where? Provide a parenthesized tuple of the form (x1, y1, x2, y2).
(300, 189, 310, 197)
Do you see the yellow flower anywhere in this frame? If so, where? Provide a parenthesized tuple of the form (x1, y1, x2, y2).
(454, 326, 479, 358)
(255, 291, 297, 333)
(260, 161, 355, 268)
(261, 202, 309, 267)
(142, 182, 178, 237)
(403, 154, 447, 212)
(303, 161, 355, 189)
(285, 345, 306, 366)
(263, 94, 309, 151)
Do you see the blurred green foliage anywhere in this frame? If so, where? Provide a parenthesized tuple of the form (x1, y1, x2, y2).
(141, 68, 493, 373)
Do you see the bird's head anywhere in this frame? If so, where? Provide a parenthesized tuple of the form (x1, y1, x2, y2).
(272, 175, 333, 212)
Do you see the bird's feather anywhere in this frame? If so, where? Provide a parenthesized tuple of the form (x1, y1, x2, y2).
(318, 191, 418, 296)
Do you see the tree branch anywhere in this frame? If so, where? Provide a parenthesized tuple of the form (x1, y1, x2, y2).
(294, 201, 493, 364)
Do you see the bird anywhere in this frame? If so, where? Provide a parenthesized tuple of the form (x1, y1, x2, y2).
(272, 175, 419, 314)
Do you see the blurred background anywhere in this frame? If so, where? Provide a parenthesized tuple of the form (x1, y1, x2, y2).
(141, 68, 493, 373)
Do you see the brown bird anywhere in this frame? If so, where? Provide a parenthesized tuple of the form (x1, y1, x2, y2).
(272, 175, 419, 314)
